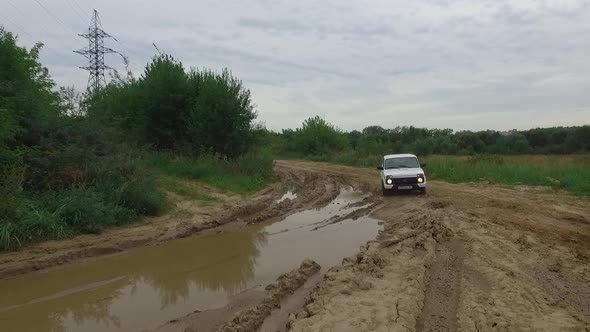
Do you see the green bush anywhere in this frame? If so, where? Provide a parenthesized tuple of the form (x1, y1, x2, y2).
(120, 178, 169, 216)
(0, 200, 70, 250)
(0, 175, 168, 250)
(283, 116, 349, 156)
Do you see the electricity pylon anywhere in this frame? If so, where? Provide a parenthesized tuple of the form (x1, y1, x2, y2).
(74, 9, 116, 94)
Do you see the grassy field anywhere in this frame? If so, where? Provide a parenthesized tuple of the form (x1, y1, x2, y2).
(423, 155, 590, 196)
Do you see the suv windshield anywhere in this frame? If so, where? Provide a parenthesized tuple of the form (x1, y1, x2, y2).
(384, 157, 419, 169)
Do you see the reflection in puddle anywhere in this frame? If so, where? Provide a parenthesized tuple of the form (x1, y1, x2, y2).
(276, 190, 298, 203)
(0, 188, 381, 332)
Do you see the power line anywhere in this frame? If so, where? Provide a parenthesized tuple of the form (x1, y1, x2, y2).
(6, 0, 26, 17)
(30, 0, 87, 51)
(0, 9, 63, 57)
(64, 0, 89, 25)
(113, 37, 144, 74)
(0, 12, 34, 39)
(70, 0, 91, 19)
(32, 0, 79, 36)
(7, 0, 59, 38)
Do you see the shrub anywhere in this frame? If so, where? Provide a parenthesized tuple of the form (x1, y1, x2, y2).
(0, 159, 25, 221)
(0, 201, 71, 251)
(50, 188, 127, 233)
(120, 178, 169, 216)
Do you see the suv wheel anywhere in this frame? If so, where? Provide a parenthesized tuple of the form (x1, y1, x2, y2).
(382, 183, 389, 196)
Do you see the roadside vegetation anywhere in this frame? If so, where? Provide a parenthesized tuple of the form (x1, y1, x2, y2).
(146, 151, 273, 195)
(425, 155, 590, 196)
(0, 28, 271, 250)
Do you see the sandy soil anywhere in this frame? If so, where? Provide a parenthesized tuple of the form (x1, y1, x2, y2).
(1, 160, 589, 331)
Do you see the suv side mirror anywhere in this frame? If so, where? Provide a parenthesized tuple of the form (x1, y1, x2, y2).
(377, 166, 383, 170)
(420, 163, 427, 168)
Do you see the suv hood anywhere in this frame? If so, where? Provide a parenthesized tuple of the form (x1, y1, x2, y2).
(383, 168, 423, 178)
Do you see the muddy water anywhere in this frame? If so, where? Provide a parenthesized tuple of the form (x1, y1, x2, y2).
(0, 188, 381, 332)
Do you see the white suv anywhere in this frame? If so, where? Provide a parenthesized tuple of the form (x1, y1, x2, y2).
(377, 154, 427, 195)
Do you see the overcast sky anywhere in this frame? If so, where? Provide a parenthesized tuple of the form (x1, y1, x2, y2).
(1, 0, 589, 131)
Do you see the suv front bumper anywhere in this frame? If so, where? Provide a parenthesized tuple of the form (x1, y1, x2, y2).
(383, 183, 426, 190)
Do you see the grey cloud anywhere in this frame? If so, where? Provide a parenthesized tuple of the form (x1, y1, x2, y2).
(237, 17, 306, 33)
(169, 39, 365, 83)
(1, 0, 588, 131)
(236, 17, 395, 38)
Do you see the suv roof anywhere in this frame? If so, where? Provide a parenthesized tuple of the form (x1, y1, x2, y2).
(383, 154, 417, 159)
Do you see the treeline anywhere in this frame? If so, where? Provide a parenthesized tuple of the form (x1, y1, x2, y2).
(87, 55, 258, 157)
(0, 28, 266, 250)
(260, 116, 590, 158)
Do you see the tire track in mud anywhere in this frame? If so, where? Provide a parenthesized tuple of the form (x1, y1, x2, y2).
(416, 239, 465, 332)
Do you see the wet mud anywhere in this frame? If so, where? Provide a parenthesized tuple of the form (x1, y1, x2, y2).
(0, 173, 382, 332)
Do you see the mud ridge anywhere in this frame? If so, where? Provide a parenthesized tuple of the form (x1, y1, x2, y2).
(312, 198, 382, 231)
(215, 259, 321, 332)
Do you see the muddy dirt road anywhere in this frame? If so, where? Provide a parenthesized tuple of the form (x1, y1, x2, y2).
(0, 160, 589, 331)
(280, 161, 590, 332)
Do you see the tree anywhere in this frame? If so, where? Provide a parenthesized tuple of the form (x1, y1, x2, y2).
(141, 54, 191, 150)
(0, 28, 60, 147)
(58, 86, 86, 117)
(294, 116, 349, 155)
(455, 131, 485, 154)
(186, 69, 257, 157)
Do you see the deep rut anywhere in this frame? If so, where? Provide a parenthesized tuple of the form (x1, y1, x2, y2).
(416, 239, 465, 332)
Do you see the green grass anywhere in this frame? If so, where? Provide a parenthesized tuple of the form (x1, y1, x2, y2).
(0, 150, 273, 251)
(423, 155, 590, 196)
(146, 151, 274, 195)
(159, 177, 218, 204)
(0, 175, 169, 251)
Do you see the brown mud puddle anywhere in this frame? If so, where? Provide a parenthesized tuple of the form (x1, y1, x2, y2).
(0, 188, 381, 332)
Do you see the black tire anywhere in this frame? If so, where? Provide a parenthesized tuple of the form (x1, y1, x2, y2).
(419, 188, 427, 195)
(382, 182, 389, 196)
